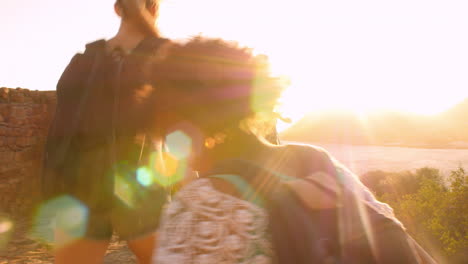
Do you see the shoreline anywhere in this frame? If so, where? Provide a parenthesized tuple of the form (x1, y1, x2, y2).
(280, 139, 468, 150)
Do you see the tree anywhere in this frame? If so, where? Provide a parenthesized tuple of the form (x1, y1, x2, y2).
(362, 167, 467, 264)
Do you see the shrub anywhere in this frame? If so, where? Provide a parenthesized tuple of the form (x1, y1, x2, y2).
(361, 167, 467, 264)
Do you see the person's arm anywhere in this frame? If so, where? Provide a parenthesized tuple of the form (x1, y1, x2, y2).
(320, 148, 437, 263)
(292, 145, 436, 263)
(292, 145, 397, 218)
(329, 156, 402, 223)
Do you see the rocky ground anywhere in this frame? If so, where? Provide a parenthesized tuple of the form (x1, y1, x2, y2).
(0, 218, 137, 264)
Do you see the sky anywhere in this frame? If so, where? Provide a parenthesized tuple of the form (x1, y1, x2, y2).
(1, 0, 468, 124)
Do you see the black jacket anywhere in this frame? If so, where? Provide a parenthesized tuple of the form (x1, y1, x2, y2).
(42, 37, 169, 208)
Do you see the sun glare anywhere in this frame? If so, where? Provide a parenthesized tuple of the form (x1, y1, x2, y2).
(157, 0, 466, 134)
(2, 0, 465, 132)
(274, 73, 460, 132)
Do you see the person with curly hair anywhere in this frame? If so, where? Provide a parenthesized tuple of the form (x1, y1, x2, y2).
(147, 38, 436, 264)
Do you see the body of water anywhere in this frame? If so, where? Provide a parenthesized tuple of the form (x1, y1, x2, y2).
(288, 142, 468, 177)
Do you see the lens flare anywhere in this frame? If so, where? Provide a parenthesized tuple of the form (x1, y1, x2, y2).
(114, 173, 137, 208)
(250, 76, 288, 114)
(0, 220, 13, 234)
(0, 217, 14, 250)
(145, 150, 188, 187)
(155, 152, 179, 177)
(165, 130, 192, 159)
(136, 130, 193, 189)
(137, 167, 154, 187)
(32, 195, 88, 246)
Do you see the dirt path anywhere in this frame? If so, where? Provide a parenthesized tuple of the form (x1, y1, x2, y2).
(0, 219, 137, 264)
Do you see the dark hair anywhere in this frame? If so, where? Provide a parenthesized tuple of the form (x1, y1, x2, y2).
(152, 37, 284, 138)
(116, 0, 159, 37)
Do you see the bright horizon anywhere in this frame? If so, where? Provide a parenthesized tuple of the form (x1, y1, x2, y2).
(1, 0, 467, 128)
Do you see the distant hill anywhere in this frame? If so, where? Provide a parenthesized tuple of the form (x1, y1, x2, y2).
(281, 98, 468, 149)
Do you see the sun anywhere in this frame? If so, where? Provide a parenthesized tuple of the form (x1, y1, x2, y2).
(157, 0, 465, 134)
(274, 70, 460, 133)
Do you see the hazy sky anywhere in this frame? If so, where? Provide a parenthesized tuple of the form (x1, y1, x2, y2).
(1, 0, 467, 120)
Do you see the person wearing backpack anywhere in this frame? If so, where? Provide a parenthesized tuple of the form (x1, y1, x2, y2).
(41, 1, 169, 263)
(147, 38, 437, 264)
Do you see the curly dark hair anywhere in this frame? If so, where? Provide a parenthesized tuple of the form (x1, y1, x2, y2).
(151, 37, 285, 139)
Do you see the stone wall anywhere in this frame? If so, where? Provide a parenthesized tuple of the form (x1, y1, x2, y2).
(0, 88, 56, 215)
